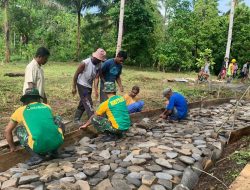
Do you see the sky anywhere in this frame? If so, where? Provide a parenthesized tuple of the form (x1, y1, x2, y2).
(218, 0, 250, 13)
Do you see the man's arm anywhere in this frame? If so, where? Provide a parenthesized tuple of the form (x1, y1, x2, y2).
(94, 73, 100, 100)
(116, 76, 123, 92)
(160, 109, 172, 119)
(79, 114, 95, 130)
(72, 63, 85, 96)
(4, 120, 18, 152)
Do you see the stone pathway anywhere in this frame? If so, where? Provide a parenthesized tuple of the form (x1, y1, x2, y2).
(0, 100, 250, 190)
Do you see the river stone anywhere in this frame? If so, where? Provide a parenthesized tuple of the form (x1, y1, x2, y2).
(164, 170, 183, 176)
(127, 165, 144, 172)
(134, 153, 152, 160)
(181, 168, 199, 189)
(9, 168, 27, 174)
(76, 180, 90, 190)
(96, 178, 113, 190)
(100, 165, 111, 172)
(1, 178, 18, 189)
(155, 172, 172, 180)
(158, 179, 172, 190)
(60, 177, 76, 184)
(111, 150, 121, 155)
(19, 175, 40, 185)
(138, 185, 151, 190)
(111, 179, 132, 190)
(192, 153, 201, 161)
(131, 158, 146, 165)
(151, 184, 166, 190)
(89, 178, 102, 186)
(74, 172, 87, 180)
(126, 176, 141, 187)
(79, 137, 90, 145)
(173, 184, 190, 190)
(138, 141, 157, 148)
(127, 172, 142, 179)
(99, 149, 111, 159)
(166, 152, 178, 159)
(115, 167, 129, 174)
(179, 156, 195, 165)
(141, 175, 157, 186)
(120, 161, 131, 168)
(155, 158, 172, 168)
(145, 164, 162, 172)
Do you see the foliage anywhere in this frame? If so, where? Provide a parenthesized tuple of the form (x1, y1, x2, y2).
(0, 0, 249, 71)
(230, 150, 250, 165)
(196, 48, 215, 68)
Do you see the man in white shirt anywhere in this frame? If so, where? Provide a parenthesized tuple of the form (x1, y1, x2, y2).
(72, 48, 106, 124)
(23, 47, 50, 103)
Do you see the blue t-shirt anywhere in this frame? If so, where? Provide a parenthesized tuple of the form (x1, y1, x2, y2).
(166, 92, 188, 119)
(101, 58, 122, 82)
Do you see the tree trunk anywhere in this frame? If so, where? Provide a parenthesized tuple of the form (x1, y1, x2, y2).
(76, 10, 81, 61)
(116, 0, 125, 56)
(4, 0, 10, 63)
(225, 0, 236, 66)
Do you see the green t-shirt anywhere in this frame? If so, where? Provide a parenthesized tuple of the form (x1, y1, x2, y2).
(11, 103, 64, 154)
(96, 95, 131, 130)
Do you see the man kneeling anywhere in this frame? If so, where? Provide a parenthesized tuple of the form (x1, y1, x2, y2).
(79, 82, 131, 141)
(160, 88, 188, 121)
(5, 88, 64, 166)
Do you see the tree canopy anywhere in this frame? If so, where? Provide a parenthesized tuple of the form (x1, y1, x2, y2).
(0, 0, 249, 74)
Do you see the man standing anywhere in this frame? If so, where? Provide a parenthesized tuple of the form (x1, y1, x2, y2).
(5, 88, 64, 166)
(160, 88, 188, 121)
(123, 86, 144, 114)
(240, 61, 249, 83)
(72, 48, 106, 124)
(100, 51, 127, 103)
(23, 47, 50, 103)
(80, 82, 131, 141)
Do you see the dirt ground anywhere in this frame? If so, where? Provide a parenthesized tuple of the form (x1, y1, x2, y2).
(194, 137, 250, 190)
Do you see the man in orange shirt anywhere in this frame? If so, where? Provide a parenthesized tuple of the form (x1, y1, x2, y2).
(123, 86, 144, 114)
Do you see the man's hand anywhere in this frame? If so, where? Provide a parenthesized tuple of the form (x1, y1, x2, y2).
(160, 113, 167, 119)
(79, 124, 88, 130)
(72, 87, 77, 96)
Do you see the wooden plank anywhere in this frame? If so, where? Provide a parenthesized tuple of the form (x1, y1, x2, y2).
(229, 164, 250, 190)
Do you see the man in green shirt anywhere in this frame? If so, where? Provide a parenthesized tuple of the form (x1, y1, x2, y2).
(79, 82, 131, 141)
(5, 88, 64, 166)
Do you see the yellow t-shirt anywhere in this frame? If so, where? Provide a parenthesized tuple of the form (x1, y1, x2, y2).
(123, 94, 137, 105)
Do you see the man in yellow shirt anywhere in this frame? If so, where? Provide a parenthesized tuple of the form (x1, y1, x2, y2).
(123, 86, 144, 114)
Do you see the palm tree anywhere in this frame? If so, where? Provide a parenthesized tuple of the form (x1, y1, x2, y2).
(116, 0, 125, 55)
(2, 0, 10, 63)
(225, 0, 236, 63)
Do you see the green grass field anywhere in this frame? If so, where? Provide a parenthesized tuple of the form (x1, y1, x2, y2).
(0, 61, 238, 124)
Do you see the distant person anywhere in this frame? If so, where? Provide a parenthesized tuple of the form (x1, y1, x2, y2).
(5, 88, 64, 166)
(198, 67, 209, 82)
(23, 47, 50, 103)
(227, 59, 236, 83)
(72, 48, 106, 124)
(100, 51, 128, 103)
(123, 86, 144, 114)
(233, 62, 238, 78)
(240, 61, 249, 83)
(160, 88, 188, 121)
(80, 82, 131, 142)
(218, 57, 228, 80)
(204, 60, 210, 76)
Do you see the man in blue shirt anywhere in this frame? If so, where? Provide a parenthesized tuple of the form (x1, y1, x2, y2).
(160, 88, 188, 121)
(100, 51, 127, 103)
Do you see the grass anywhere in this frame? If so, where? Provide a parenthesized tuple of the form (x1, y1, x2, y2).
(0, 61, 245, 122)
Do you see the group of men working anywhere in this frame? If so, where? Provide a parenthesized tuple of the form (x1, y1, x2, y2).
(5, 47, 188, 166)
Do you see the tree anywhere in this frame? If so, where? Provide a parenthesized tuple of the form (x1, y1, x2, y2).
(2, 0, 10, 63)
(116, 0, 125, 55)
(55, 0, 102, 60)
(225, 0, 236, 63)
